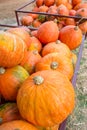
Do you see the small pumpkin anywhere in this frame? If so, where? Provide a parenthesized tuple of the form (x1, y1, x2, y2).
(0, 31, 27, 68)
(32, 19, 42, 28)
(0, 103, 21, 124)
(65, 18, 76, 25)
(78, 21, 87, 34)
(75, 8, 87, 17)
(72, 0, 82, 7)
(59, 25, 82, 50)
(74, 2, 87, 10)
(42, 40, 71, 58)
(37, 21, 59, 44)
(36, 52, 74, 80)
(30, 30, 38, 38)
(57, 4, 69, 16)
(0, 65, 29, 101)
(36, 0, 44, 7)
(44, 0, 55, 7)
(28, 36, 42, 52)
(69, 9, 76, 16)
(20, 50, 42, 74)
(0, 120, 38, 130)
(38, 5, 49, 12)
(17, 70, 75, 127)
(55, 0, 68, 6)
(21, 15, 34, 26)
(46, 5, 57, 20)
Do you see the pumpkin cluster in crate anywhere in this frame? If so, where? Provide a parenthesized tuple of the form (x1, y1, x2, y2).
(0, 20, 83, 129)
(20, 0, 87, 34)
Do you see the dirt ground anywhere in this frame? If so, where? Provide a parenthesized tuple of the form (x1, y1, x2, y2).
(0, 0, 32, 25)
(0, 0, 87, 130)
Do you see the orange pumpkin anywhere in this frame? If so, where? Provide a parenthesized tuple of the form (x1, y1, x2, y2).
(65, 2, 72, 10)
(78, 21, 87, 34)
(8, 27, 31, 48)
(55, 0, 68, 6)
(72, 0, 82, 7)
(0, 103, 21, 124)
(32, 19, 42, 28)
(17, 70, 75, 127)
(59, 25, 82, 50)
(28, 36, 42, 52)
(75, 8, 87, 17)
(57, 4, 69, 16)
(65, 18, 76, 25)
(21, 15, 34, 26)
(20, 50, 42, 74)
(30, 30, 38, 38)
(74, 2, 87, 10)
(42, 40, 71, 58)
(69, 9, 76, 16)
(36, 0, 44, 7)
(37, 21, 59, 44)
(44, 0, 55, 7)
(0, 65, 29, 101)
(0, 31, 27, 68)
(36, 52, 74, 80)
(28, 13, 38, 20)
(0, 120, 38, 130)
(46, 6, 57, 21)
(38, 5, 49, 12)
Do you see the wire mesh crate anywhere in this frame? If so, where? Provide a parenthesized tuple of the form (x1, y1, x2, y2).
(15, 0, 87, 31)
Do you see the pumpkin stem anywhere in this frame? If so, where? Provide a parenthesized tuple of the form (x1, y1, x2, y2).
(33, 50, 38, 55)
(0, 67, 5, 74)
(76, 17, 85, 26)
(56, 40, 61, 44)
(33, 76, 44, 85)
(50, 62, 58, 70)
(74, 26, 79, 30)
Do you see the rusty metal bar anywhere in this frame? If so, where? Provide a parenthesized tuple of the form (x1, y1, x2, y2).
(71, 35, 85, 87)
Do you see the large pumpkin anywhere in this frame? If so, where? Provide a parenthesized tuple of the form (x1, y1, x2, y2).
(59, 25, 82, 50)
(0, 65, 29, 101)
(0, 31, 27, 68)
(17, 70, 75, 127)
(0, 103, 21, 124)
(0, 120, 38, 130)
(35, 52, 74, 80)
(8, 27, 31, 48)
(42, 40, 71, 58)
(37, 21, 59, 44)
(20, 50, 42, 74)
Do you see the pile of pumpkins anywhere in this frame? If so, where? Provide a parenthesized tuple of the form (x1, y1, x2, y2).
(0, 3, 84, 129)
(20, 0, 87, 34)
